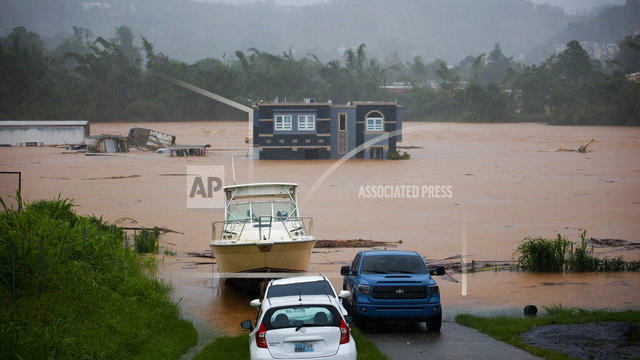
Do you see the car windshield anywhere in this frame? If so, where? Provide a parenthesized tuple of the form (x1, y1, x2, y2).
(360, 255, 427, 274)
(266, 280, 335, 298)
(264, 305, 339, 330)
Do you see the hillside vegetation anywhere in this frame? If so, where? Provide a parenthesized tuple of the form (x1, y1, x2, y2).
(1, 9, 639, 125)
(0, 197, 198, 359)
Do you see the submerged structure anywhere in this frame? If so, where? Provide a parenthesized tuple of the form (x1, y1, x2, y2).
(210, 183, 316, 275)
(84, 135, 128, 153)
(0, 120, 90, 146)
(253, 101, 402, 160)
(128, 127, 176, 149)
(166, 144, 209, 156)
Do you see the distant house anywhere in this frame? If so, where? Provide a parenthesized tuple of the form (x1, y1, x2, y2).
(626, 72, 640, 83)
(253, 100, 402, 160)
(379, 82, 413, 94)
(0, 121, 90, 146)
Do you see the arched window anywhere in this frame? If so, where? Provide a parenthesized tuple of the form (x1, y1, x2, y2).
(366, 111, 384, 131)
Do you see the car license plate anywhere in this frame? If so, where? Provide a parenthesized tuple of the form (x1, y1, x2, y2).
(294, 343, 314, 353)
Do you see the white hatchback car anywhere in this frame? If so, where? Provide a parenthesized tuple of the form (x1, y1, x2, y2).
(241, 295, 357, 360)
(251, 275, 351, 316)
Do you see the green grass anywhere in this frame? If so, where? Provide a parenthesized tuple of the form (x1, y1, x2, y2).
(0, 197, 198, 359)
(194, 327, 389, 360)
(455, 306, 640, 360)
(194, 334, 250, 360)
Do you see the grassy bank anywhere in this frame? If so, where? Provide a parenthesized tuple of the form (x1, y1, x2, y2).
(455, 306, 640, 360)
(194, 327, 388, 360)
(515, 231, 640, 272)
(0, 197, 198, 359)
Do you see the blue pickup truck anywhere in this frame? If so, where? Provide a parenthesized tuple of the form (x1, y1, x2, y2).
(341, 250, 444, 331)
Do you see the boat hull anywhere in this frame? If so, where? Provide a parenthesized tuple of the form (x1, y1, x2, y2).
(210, 239, 317, 275)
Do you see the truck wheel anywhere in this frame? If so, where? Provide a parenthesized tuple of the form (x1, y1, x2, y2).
(351, 299, 367, 328)
(425, 312, 442, 332)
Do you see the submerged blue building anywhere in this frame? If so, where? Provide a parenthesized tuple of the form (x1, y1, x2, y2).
(253, 101, 402, 160)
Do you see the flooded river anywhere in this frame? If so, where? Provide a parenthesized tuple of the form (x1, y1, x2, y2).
(2, 121, 639, 340)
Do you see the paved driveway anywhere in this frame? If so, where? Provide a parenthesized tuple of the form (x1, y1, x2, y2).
(362, 320, 543, 360)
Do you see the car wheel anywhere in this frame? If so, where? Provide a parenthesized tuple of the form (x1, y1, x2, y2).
(425, 312, 442, 332)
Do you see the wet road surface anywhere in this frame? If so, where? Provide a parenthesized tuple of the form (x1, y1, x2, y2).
(362, 320, 542, 360)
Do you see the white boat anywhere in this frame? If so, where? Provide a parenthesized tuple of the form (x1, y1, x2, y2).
(210, 183, 316, 276)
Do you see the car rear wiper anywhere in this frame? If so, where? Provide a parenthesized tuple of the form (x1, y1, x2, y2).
(295, 324, 327, 331)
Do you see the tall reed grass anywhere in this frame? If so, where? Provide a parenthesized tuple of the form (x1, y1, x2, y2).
(134, 228, 160, 254)
(515, 231, 640, 272)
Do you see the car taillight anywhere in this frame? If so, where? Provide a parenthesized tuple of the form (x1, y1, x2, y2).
(339, 318, 350, 344)
(256, 322, 268, 348)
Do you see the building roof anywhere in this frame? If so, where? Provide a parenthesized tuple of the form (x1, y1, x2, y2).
(0, 121, 89, 126)
(87, 134, 126, 140)
(257, 101, 399, 107)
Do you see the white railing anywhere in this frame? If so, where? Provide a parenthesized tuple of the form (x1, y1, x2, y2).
(212, 216, 313, 242)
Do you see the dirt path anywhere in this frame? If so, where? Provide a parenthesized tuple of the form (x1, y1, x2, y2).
(363, 321, 542, 360)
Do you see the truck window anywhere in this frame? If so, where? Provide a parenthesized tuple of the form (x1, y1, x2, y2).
(360, 255, 427, 274)
(351, 254, 361, 273)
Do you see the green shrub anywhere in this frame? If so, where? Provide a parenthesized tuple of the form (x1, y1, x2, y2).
(515, 234, 570, 272)
(134, 228, 160, 254)
(387, 150, 410, 160)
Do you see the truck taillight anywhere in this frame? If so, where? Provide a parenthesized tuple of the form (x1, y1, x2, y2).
(256, 322, 268, 348)
(339, 318, 350, 344)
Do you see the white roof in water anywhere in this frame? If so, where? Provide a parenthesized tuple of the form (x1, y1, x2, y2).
(224, 182, 298, 199)
(0, 121, 88, 126)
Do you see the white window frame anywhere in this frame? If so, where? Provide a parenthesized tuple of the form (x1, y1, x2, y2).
(366, 117, 384, 131)
(274, 115, 292, 131)
(297, 114, 316, 131)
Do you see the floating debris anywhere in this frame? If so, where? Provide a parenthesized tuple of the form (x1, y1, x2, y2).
(128, 127, 176, 150)
(589, 237, 640, 249)
(314, 239, 402, 248)
(544, 139, 596, 153)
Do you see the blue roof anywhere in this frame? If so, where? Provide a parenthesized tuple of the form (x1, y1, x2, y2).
(361, 250, 420, 256)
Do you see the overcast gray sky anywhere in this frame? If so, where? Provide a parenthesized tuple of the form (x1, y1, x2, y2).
(203, 0, 626, 14)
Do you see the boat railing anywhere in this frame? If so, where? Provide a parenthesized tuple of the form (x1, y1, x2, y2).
(212, 216, 313, 241)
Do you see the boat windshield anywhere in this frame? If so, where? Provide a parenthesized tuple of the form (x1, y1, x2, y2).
(227, 200, 296, 221)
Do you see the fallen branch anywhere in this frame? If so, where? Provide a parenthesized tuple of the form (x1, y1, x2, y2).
(186, 251, 214, 259)
(119, 226, 184, 235)
(589, 237, 640, 249)
(314, 239, 402, 248)
(545, 139, 596, 153)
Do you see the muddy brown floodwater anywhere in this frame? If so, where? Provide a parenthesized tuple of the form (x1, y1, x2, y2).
(2, 121, 639, 342)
